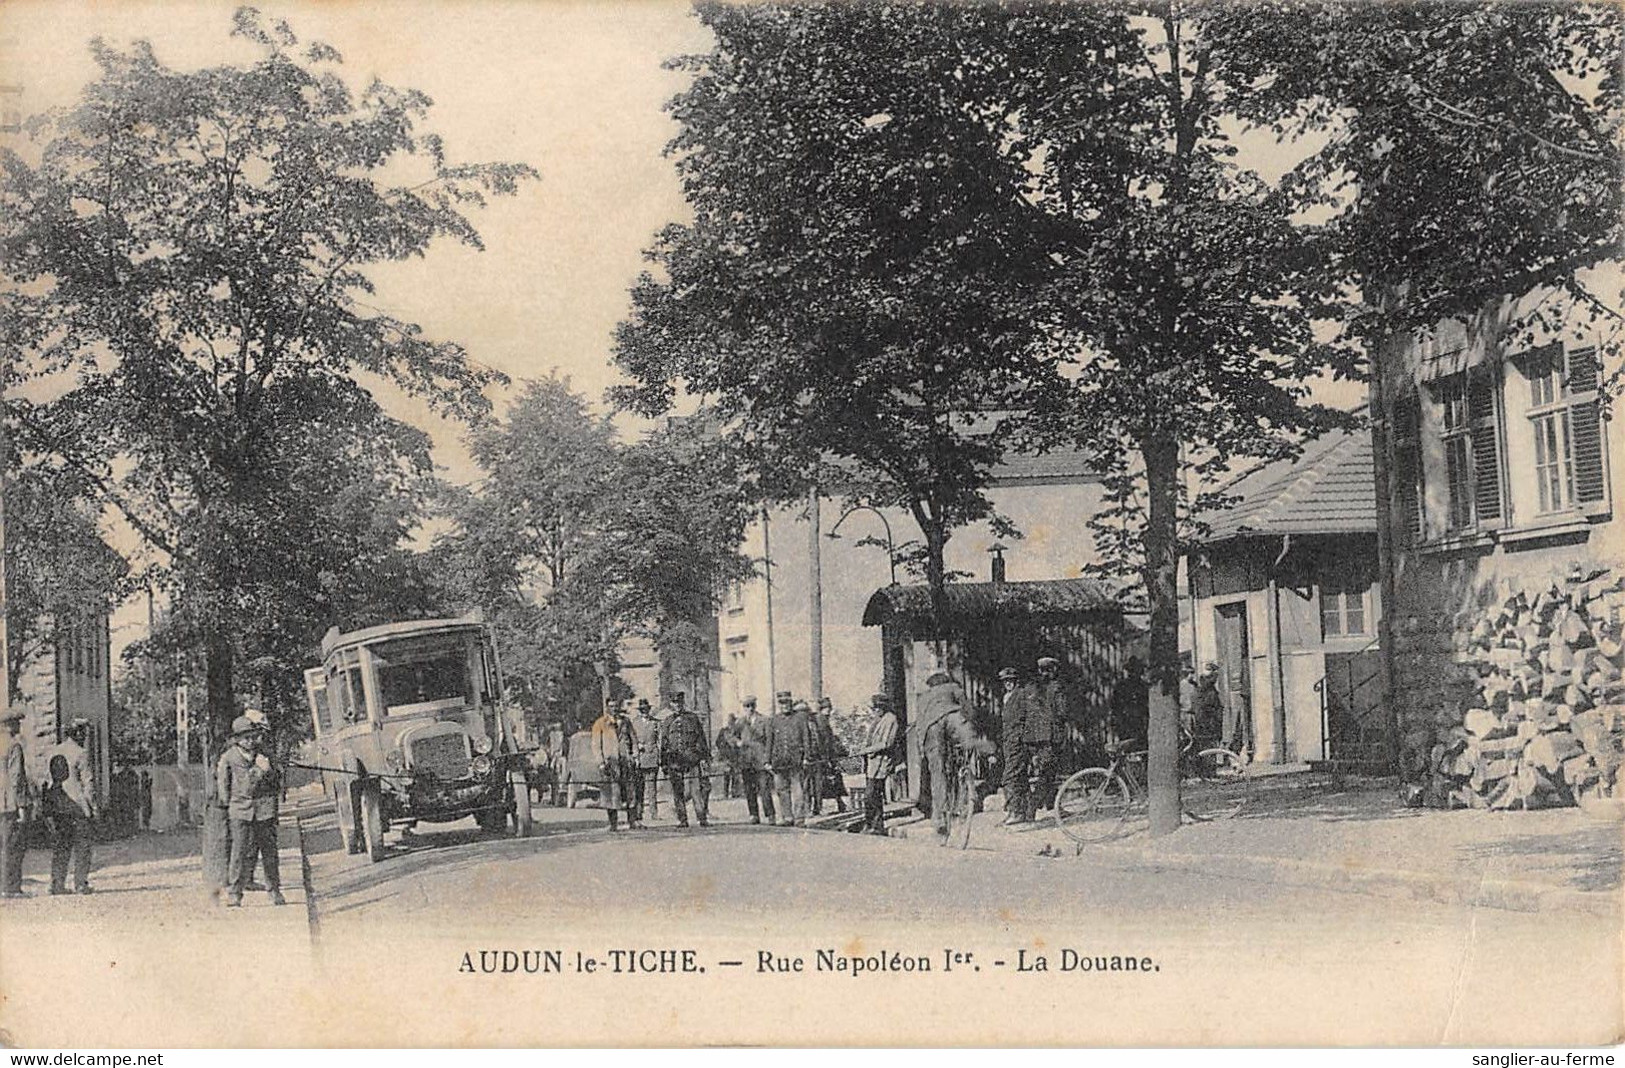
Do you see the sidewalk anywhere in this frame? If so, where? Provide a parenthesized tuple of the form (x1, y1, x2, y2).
(883, 772, 1624, 917)
(0, 816, 316, 938)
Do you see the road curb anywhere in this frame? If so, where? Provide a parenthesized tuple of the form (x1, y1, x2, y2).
(877, 816, 1618, 918)
(1092, 843, 1620, 918)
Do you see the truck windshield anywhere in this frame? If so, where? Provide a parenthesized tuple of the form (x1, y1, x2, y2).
(371, 632, 474, 716)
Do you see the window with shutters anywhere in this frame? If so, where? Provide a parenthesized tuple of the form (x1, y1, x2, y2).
(1522, 344, 1607, 516)
(1432, 370, 1503, 533)
(1390, 391, 1425, 546)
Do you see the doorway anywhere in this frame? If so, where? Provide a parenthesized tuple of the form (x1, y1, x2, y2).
(1214, 602, 1253, 758)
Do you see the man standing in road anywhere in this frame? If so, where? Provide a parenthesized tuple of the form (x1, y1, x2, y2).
(814, 697, 848, 814)
(657, 692, 710, 828)
(735, 696, 775, 825)
(217, 716, 286, 907)
(714, 714, 741, 799)
(590, 699, 638, 832)
(0, 707, 31, 899)
(629, 699, 661, 823)
(998, 666, 1034, 824)
(44, 718, 98, 896)
(856, 694, 898, 835)
(1032, 656, 1072, 813)
(911, 665, 966, 830)
(766, 696, 814, 826)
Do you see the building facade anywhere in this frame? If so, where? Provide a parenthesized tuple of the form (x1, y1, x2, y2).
(713, 448, 1108, 722)
(1375, 283, 1622, 803)
(15, 613, 114, 805)
(1184, 424, 1382, 767)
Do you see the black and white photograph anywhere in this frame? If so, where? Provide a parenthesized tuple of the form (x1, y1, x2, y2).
(0, 0, 1620, 1049)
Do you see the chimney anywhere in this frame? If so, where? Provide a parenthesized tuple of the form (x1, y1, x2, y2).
(989, 544, 1007, 584)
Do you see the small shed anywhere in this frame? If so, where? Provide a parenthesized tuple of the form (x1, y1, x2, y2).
(862, 578, 1144, 792)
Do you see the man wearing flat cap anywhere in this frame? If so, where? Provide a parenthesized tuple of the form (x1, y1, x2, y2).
(217, 714, 285, 906)
(912, 664, 968, 835)
(0, 706, 31, 898)
(856, 693, 899, 834)
(44, 718, 98, 895)
(735, 696, 775, 825)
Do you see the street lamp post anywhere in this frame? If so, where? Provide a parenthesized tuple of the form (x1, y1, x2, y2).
(827, 505, 897, 587)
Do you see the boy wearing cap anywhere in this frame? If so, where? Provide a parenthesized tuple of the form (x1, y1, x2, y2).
(217, 716, 285, 906)
(44, 718, 98, 895)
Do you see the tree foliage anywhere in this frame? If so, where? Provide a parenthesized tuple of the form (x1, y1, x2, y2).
(0, 8, 534, 740)
(613, 2, 1106, 626)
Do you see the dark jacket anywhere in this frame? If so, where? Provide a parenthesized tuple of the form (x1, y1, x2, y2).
(216, 743, 279, 821)
(765, 709, 814, 769)
(915, 676, 966, 736)
(1029, 678, 1068, 744)
(737, 713, 771, 771)
(658, 710, 711, 769)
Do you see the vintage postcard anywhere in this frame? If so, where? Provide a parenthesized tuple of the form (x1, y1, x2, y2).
(0, 0, 1621, 1049)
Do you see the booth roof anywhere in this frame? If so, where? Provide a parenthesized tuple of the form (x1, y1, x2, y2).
(862, 578, 1124, 628)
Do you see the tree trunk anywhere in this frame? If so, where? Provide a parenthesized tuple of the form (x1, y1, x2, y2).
(201, 620, 234, 890)
(924, 521, 951, 659)
(1141, 431, 1183, 837)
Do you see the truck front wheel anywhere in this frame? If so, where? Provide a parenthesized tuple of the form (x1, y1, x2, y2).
(360, 779, 388, 862)
(511, 771, 533, 838)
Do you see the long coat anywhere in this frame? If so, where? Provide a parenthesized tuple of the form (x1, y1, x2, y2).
(861, 712, 898, 780)
(737, 714, 771, 771)
(216, 743, 279, 822)
(765, 710, 814, 770)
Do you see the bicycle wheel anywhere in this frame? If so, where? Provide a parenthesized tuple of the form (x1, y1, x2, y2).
(950, 765, 978, 850)
(1053, 768, 1134, 844)
(1191, 747, 1246, 781)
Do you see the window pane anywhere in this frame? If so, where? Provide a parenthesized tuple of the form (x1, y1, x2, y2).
(1345, 597, 1365, 635)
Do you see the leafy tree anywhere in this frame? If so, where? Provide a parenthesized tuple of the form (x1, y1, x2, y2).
(612, 2, 1102, 631)
(0, 9, 534, 751)
(3, 457, 129, 701)
(431, 374, 624, 722)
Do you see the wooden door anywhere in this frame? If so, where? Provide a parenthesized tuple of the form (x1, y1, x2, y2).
(1213, 602, 1253, 755)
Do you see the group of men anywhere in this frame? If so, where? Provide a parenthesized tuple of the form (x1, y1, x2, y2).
(589, 692, 714, 831)
(0, 708, 100, 899)
(721, 691, 850, 828)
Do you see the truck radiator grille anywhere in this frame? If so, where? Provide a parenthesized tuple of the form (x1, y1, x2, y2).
(411, 732, 471, 779)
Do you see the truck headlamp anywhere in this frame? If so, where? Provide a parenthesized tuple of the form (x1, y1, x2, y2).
(473, 735, 494, 755)
(385, 750, 404, 771)
(472, 754, 493, 776)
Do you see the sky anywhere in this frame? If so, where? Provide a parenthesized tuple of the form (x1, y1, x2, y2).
(3, 0, 714, 474)
(2, 0, 715, 653)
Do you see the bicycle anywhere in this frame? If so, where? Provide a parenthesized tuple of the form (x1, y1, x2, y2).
(1052, 733, 1246, 846)
(940, 748, 983, 851)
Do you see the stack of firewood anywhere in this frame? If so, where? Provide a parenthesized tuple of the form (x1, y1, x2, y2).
(1418, 565, 1625, 810)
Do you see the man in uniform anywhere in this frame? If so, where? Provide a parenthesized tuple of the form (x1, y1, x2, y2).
(765, 696, 814, 826)
(45, 718, 98, 895)
(714, 714, 741, 799)
(657, 692, 710, 828)
(735, 697, 775, 825)
(0, 706, 30, 899)
(1031, 657, 1071, 813)
(628, 699, 661, 823)
(856, 694, 898, 835)
(217, 716, 286, 906)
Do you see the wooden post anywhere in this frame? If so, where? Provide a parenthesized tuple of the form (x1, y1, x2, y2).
(809, 489, 823, 706)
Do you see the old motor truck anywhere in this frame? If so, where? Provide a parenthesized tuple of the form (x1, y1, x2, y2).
(303, 615, 533, 861)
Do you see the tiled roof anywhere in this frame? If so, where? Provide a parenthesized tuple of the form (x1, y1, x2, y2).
(862, 578, 1124, 627)
(988, 447, 1102, 486)
(1199, 421, 1376, 542)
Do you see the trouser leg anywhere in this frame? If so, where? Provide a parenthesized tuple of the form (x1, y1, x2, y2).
(643, 769, 659, 821)
(1029, 745, 1056, 816)
(742, 769, 761, 819)
(631, 770, 645, 816)
(694, 767, 711, 823)
(228, 818, 253, 898)
(667, 766, 690, 824)
(256, 819, 280, 891)
(804, 766, 822, 816)
(758, 770, 777, 823)
(772, 770, 794, 822)
(51, 817, 71, 891)
(0, 813, 22, 893)
(1002, 741, 1031, 820)
(865, 780, 885, 831)
(71, 814, 92, 890)
(926, 732, 950, 834)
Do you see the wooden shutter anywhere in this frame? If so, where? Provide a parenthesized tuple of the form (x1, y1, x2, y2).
(1391, 391, 1424, 545)
(1568, 347, 1607, 505)
(1469, 372, 1503, 525)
